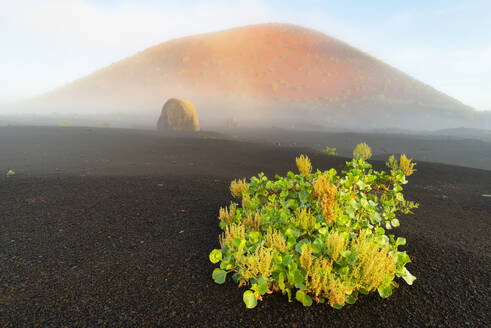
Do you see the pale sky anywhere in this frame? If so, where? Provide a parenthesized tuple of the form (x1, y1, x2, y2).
(1, 0, 490, 110)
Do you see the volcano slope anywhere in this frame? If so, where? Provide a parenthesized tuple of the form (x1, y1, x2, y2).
(0, 126, 489, 327)
(29, 23, 483, 130)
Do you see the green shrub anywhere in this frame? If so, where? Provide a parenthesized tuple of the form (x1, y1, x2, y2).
(58, 120, 72, 127)
(323, 146, 338, 156)
(209, 148, 418, 309)
(99, 121, 112, 128)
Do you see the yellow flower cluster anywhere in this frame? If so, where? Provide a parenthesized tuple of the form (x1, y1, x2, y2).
(387, 154, 416, 176)
(236, 245, 275, 280)
(313, 173, 338, 223)
(300, 243, 314, 269)
(264, 227, 288, 252)
(218, 203, 237, 224)
(304, 257, 354, 306)
(292, 208, 317, 233)
(243, 213, 263, 232)
(219, 223, 245, 248)
(326, 231, 346, 262)
(399, 154, 416, 176)
(353, 142, 372, 160)
(301, 229, 396, 306)
(296, 154, 312, 175)
(230, 178, 249, 197)
(350, 230, 396, 289)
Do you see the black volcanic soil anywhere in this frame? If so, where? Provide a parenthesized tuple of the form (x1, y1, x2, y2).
(219, 127, 491, 171)
(0, 126, 490, 327)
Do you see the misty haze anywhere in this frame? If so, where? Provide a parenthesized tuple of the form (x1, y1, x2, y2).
(1, 1, 489, 327)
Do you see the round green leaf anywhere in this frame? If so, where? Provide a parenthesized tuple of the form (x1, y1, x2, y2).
(377, 285, 393, 298)
(332, 303, 345, 309)
(346, 293, 358, 304)
(212, 268, 227, 284)
(375, 227, 385, 235)
(293, 269, 305, 286)
(243, 290, 257, 309)
(257, 277, 268, 295)
(295, 290, 313, 307)
(401, 267, 416, 285)
(396, 237, 406, 246)
(209, 249, 222, 264)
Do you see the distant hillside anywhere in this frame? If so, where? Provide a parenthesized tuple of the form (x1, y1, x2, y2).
(28, 23, 487, 130)
(432, 127, 491, 142)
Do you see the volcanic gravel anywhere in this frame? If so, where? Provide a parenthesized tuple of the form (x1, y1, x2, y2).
(0, 126, 490, 327)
